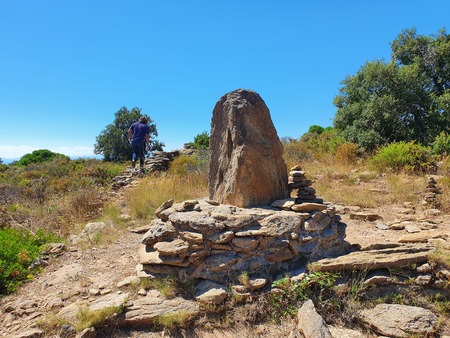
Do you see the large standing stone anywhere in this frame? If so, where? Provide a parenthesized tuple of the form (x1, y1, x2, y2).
(209, 89, 289, 207)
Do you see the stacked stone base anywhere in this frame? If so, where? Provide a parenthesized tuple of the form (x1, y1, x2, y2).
(138, 199, 350, 284)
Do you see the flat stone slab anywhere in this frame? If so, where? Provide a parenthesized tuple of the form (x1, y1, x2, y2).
(310, 244, 434, 271)
(398, 231, 448, 243)
(291, 203, 327, 213)
(121, 294, 200, 327)
(153, 238, 189, 256)
(359, 303, 437, 337)
(349, 212, 383, 222)
(271, 198, 296, 210)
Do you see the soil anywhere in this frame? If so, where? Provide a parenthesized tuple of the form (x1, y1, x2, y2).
(0, 177, 448, 338)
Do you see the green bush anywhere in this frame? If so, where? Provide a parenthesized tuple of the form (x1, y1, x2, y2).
(370, 141, 433, 173)
(0, 228, 56, 294)
(271, 272, 338, 322)
(17, 149, 69, 166)
(301, 128, 346, 155)
(431, 131, 450, 156)
(187, 131, 210, 149)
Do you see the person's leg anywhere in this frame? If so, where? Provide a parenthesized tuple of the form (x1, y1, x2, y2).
(139, 141, 145, 168)
(131, 142, 140, 168)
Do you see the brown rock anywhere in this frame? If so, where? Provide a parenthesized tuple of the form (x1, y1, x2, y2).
(121, 295, 199, 327)
(297, 299, 332, 338)
(311, 244, 434, 271)
(271, 198, 296, 210)
(231, 237, 259, 252)
(398, 230, 447, 243)
(154, 199, 174, 218)
(153, 238, 189, 256)
(141, 219, 177, 246)
(349, 212, 383, 222)
(208, 89, 289, 207)
(291, 203, 327, 213)
(359, 303, 437, 337)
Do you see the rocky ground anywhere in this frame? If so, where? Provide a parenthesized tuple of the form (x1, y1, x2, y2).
(1, 174, 449, 338)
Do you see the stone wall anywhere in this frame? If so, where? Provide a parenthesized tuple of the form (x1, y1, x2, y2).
(138, 196, 350, 284)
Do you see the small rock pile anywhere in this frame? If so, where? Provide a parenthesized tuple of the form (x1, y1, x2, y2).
(288, 165, 323, 204)
(144, 150, 180, 172)
(270, 165, 327, 213)
(421, 176, 442, 208)
(111, 147, 195, 190)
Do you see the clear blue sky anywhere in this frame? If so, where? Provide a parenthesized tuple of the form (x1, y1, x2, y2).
(1, 0, 449, 160)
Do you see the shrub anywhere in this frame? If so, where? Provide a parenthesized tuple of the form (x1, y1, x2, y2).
(283, 140, 312, 168)
(0, 228, 56, 294)
(169, 151, 208, 176)
(17, 149, 69, 166)
(370, 141, 434, 173)
(334, 143, 359, 165)
(270, 272, 338, 322)
(431, 131, 450, 156)
(67, 189, 103, 220)
(301, 128, 346, 155)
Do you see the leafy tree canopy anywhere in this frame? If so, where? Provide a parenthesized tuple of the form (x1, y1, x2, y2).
(333, 27, 450, 151)
(94, 107, 164, 162)
(187, 131, 210, 149)
(17, 149, 68, 166)
(307, 125, 325, 135)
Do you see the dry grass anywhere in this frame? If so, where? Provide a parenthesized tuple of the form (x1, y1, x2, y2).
(126, 172, 208, 220)
(293, 157, 432, 210)
(75, 305, 122, 331)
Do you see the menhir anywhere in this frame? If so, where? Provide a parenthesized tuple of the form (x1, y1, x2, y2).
(209, 89, 289, 207)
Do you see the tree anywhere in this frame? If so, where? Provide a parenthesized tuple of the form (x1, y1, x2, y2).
(17, 149, 68, 166)
(94, 107, 164, 162)
(187, 131, 210, 149)
(333, 27, 450, 151)
(307, 125, 325, 135)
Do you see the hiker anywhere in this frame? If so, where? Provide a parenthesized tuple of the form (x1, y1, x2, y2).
(128, 116, 150, 170)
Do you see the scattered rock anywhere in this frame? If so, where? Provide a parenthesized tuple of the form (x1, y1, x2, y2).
(296, 299, 332, 338)
(349, 212, 383, 222)
(195, 280, 228, 304)
(359, 303, 437, 337)
(117, 275, 140, 288)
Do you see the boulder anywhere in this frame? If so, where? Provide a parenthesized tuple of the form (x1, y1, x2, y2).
(208, 89, 289, 207)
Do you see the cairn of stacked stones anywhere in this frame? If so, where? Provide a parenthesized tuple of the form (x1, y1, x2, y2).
(289, 165, 323, 204)
(421, 176, 442, 208)
(270, 165, 327, 213)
